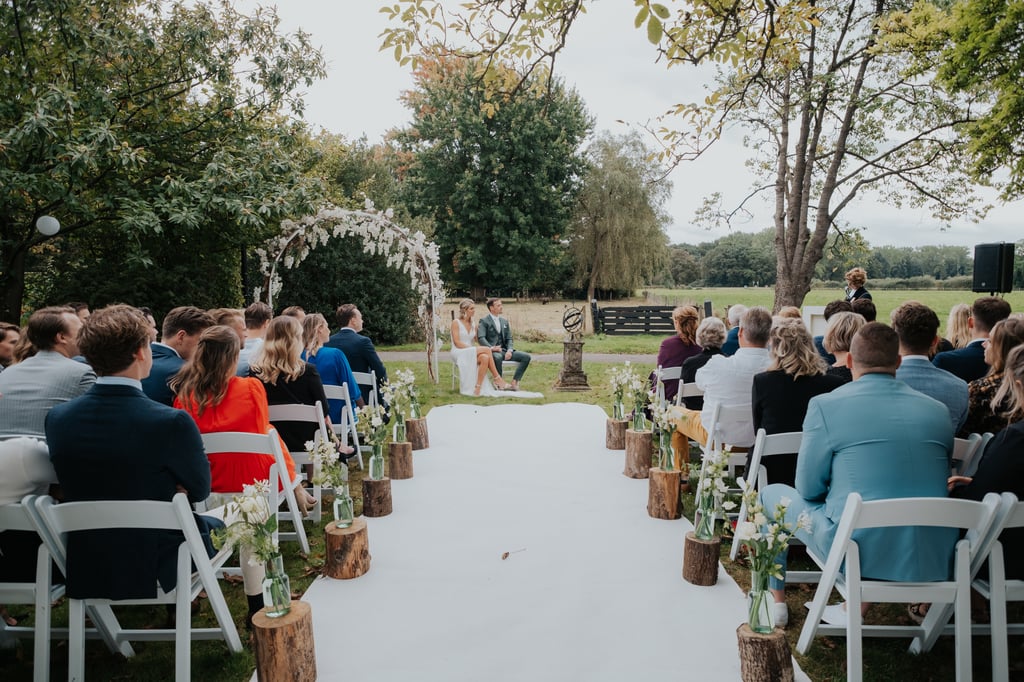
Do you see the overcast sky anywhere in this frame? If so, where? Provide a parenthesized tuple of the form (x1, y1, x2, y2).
(240, 1, 1022, 252)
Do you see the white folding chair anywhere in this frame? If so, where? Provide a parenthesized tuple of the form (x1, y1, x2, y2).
(200, 429, 310, 554)
(0, 497, 66, 682)
(957, 432, 994, 478)
(796, 492, 1003, 682)
(693, 403, 750, 529)
(268, 401, 330, 524)
(675, 382, 703, 407)
(654, 365, 683, 409)
(967, 492, 1022, 682)
(353, 370, 379, 410)
(323, 383, 364, 471)
(729, 429, 803, 561)
(30, 493, 242, 682)
(952, 433, 982, 476)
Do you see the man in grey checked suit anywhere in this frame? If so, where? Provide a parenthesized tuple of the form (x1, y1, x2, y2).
(0, 306, 95, 437)
(477, 298, 531, 390)
(892, 301, 968, 433)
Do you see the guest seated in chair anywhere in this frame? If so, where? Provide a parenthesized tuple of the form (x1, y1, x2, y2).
(141, 306, 215, 406)
(477, 298, 531, 390)
(171, 325, 317, 512)
(821, 311, 865, 383)
(960, 317, 1024, 437)
(649, 305, 701, 405)
(749, 317, 844, 486)
(45, 304, 224, 600)
(451, 299, 510, 396)
(759, 323, 955, 628)
(302, 313, 364, 424)
(680, 317, 727, 411)
(933, 296, 1012, 382)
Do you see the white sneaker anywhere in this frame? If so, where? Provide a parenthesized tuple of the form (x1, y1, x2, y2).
(773, 602, 789, 628)
(804, 601, 848, 625)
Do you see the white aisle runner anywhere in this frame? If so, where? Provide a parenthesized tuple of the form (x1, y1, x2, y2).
(295, 403, 810, 681)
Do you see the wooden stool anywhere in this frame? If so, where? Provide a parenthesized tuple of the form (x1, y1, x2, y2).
(389, 441, 413, 479)
(605, 418, 627, 449)
(736, 624, 793, 682)
(647, 467, 682, 519)
(324, 517, 371, 579)
(406, 417, 429, 450)
(682, 530, 720, 586)
(362, 477, 393, 517)
(252, 600, 316, 681)
(623, 429, 653, 478)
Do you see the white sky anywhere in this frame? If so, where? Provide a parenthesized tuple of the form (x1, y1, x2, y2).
(240, 1, 1022, 252)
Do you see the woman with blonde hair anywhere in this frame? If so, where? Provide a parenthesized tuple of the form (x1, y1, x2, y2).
(750, 317, 845, 485)
(944, 303, 972, 350)
(651, 305, 702, 404)
(822, 311, 866, 383)
(450, 299, 511, 396)
(961, 317, 1024, 436)
(302, 313, 363, 425)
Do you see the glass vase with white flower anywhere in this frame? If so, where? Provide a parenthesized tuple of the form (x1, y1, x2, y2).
(607, 362, 634, 420)
(649, 401, 677, 471)
(306, 436, 354, 527)
(358, 403, 389, 480)
(383, 368, 418, 442)
(693, 446, 736, 540)
(734, 485, 810, 633)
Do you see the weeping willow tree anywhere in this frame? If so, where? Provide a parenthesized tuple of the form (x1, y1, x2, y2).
(569, 132, 670, 328)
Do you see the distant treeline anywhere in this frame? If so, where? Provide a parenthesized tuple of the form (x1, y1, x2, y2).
(658, 229, 1024, 289)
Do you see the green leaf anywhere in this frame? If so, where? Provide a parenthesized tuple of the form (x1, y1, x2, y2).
(647, 17, 663, 44)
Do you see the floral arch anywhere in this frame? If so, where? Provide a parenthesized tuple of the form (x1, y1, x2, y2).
(255, 201, 444, 383)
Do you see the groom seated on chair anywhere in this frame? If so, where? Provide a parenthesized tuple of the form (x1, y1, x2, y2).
(759, 322, 955, 628)
(477, 298, 531, 390)
(45, 304, 222, 600)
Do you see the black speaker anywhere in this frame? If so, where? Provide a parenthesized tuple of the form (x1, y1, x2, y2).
(973, 242, 1014, 294)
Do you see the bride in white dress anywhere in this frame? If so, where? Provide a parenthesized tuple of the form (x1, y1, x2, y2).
(451, 299, 512, 396)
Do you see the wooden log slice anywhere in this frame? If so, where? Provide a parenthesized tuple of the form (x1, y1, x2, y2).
(389, 441, 414, 479)
(362, 477, 393, 517)
(647, 467, 682, 520)
(324, 517, 370, 580)
(623, 429, 653, 478)
(252, 600, 316, 682)
(605, 418, 627, 449)
(736, 624, 794, 682)
(682, 531, 720, 586)
(406, 417, 430, 450)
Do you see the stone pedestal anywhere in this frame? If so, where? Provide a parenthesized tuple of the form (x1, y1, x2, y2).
(554, 335, 590, 391)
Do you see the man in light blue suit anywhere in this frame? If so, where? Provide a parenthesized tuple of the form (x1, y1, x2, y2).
(761, 323, 955, 627)
(892, 301, 968, 433)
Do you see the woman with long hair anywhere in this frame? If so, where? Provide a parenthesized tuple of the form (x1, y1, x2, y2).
(250, 316, 352, 456)
(750, 317, 845, 486)
(450, 299, 510, 396)
(961, 317, 1024, 436)
(943, 303, 972, 351)
(650, 305, 702, 404)
(301, 313, 363, 425)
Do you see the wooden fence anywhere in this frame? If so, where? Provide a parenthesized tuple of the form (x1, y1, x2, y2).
(591, 303, 676, 335)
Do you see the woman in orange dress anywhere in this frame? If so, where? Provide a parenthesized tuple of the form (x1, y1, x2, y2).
(171, 325, 314, 509)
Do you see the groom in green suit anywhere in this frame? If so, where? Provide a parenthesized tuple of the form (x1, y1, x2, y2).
(477, 298, 531, 390)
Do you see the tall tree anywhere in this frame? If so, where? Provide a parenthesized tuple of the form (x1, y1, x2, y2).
(0, 0, 326, 320)
(397, 56, 592, 299)
(569, 131, 670, 320)
(382, 0, 987, 309)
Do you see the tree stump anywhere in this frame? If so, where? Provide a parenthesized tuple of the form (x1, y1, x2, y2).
(647, 468, 682, 520)
(252, 600, 316, 682)
(682, 531, 720, 586)
(406, 417, 430, 450)
(362, 477, 393, 517)
(389, 441, 413, 479)
(324, 517, 371, 579)
(623, 429, 653, 478)
(605, 418, 627, 449)
(736, 624, 794, 682)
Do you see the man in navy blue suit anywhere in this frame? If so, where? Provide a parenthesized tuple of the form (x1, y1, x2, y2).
(46, 305, 220, 600)
(326, 303, 388, 401)
(932, 296, 1011, 382)
(140, 306, 215, 405)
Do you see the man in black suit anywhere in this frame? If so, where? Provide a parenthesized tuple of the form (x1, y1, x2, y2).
(932, 296, 1011, 382)
(46, 304, 220, 600)
(325, 303, 388, 401)
(140, 306, 214, 405)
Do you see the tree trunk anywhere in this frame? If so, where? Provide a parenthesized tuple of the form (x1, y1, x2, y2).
(736, 624, 794, 682)
(252, 601, 317, 682)
(0, 245, 28, 323)
(324, 517, 371, 579)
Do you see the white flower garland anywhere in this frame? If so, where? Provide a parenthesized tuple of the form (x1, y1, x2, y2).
(256, 200, 445, 382)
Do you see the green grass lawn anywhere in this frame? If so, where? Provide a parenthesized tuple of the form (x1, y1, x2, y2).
(2, 357, 1019, 680)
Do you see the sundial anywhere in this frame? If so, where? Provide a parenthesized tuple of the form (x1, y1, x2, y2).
(562, 306, 584, 335)
(554, 305, 590, 391)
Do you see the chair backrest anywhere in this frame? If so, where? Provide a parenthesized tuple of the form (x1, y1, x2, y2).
(675, 382, 703, 406)
(654, 365, 683, 407)
(0, 499, 37, 533)
(959, 432, 994, 478)
(352, 370, 379, 409)
(702, 402, 752, 454)
(749, 429, 803, 489)
(267, 401, 330, 450)
(952, 433, 982, 475)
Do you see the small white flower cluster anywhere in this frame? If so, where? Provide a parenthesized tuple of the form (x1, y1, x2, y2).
(734, 486, 812, 579)
(650, 399, 676, 434)
(381, 368, 418, 420)
(696, 447, 737, 516)
(306, 436, 346, 488)
(212, 480, 279, 565)
(357, 402, 390, 446)
(608, 361, 645, 405)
